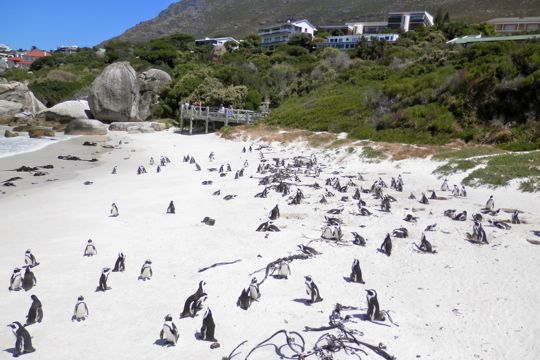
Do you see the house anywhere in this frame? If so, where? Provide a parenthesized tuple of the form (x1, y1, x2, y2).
(345, 21, 389, 35)
(486, 17, 540, 33)
(447, 33, 540, 46)
(387, 11, 434, 32)
(316, 33, 400, 50)
(0, 44, 11, 53)
(7, 57, 33, 69)
(194, 37, 240, 48)
(6, 49, 51, 69)
(55, 45, 79, 54)
(22, 49, 51, 63)
(317, 25, 354, 36)
(257, 19, 317, 46)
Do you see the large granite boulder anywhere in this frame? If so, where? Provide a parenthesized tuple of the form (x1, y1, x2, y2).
(109, 121, 166, 132)
(28, 126, 55, 138)
(138, 69, 171, 121)
(4, 129, 18, 138)
(64, 119, 107, 135)
(0, 81, 46, 120)
(39, 100, 92, 123)
(88, 62, 140, 122)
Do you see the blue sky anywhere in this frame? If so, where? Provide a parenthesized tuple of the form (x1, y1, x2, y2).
(1, 0, 176, 50)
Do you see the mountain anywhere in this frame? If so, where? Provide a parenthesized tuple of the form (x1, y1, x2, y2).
(105, 0, 539, 44)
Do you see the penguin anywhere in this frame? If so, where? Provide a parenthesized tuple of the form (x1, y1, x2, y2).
(424, 223, 437, 232)
(359, 207, 372, 216)
(150, 157, 155, 165)
(452, 185, 460, 197)
(305, 276, 323, 303)
(453, 210, 467, 221)
(180, 281, 206, 318)
(419, 193, 429, 204)
(297, 244, 320, 256)
(113, 253, 126, 272)
(236, 288, 252, 310)
(242, 147, 246, 153)
(403, 214, 418, 223)
(276, 260, 291, 279)
(213, 190, 221, 196)
(248, 277, 261, 301)
(110, 203, 119, 217)
(417, 233, 434, 253)
(200, 307, 216, 342)
(195, 163, 201, 171)
(489, 219, 511, 230)
(72, 295, 89, 321)
(139, 260, 153, 281)
(111, 166, 117, 175)
(408, 193, 416, 200)
(351, 232, 366, 246)
(392, 227, 408, 238)
(160, 314, 179, 346)
(219, 165, 224, 173)
(25, 295, 43, 325)
(472, 221, 488, 244)
(269, 205, 280, 220)
(157, 165, 161, 173)
(485, 195, 495, 210)
(441, 179, 449, 191)
(460, 185, 467, 197)
(7, 322, 35, 357)
(429, 191, 438, 200)
(352, 188, 361, 200)
(208, 152, 214, 162)
(366, 289, 385, 321)
(227, 164, 232, 172)
(97, 267, 111, 291)
(24, 250, 39, 267)
(166, 201, 175, 214)
(350, 259, 364, 283)
(22, 266, 37, 291)
(9, 268, 23, 291)
(84, 239, 97, 256)
(512, 210, 521, 224)
(380, 234, 392, 256)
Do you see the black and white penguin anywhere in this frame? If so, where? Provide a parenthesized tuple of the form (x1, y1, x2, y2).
(7, 321, 35, 357)
(359, 207, 372, 216)
(380, 234, 392, 256)
(366, 289, 385, 321)
(160, 314, 179, 346)
(139, 260, 153, 281)
(305, 276, 323, 303)
(227, 164, 232, 172)
(209, 152, 214, 162)
(453, 210, 467, 221)
(297, 244, 320, 256)
(429, 191, 438, 200)
(110, 203, 119, 217)
(460, 185, 467, 197)
(269, 205, 280, 220)
(22, 266, 37, 291)
(419, 193, 429, 205)
(441, 179, 450, 191)
(248, 277, 261, 301)
(418, 233, 434, 253)
(157, 165, 161, 173)
(113, 253, 126, 272)
(276, 260, 291, 279)
(351, 232, 366, 246)
(319, 195, 327, 204)
(24, 250, 39, 267)
(473, 221, 488, 244)
(408, 193, 416, 200)
(84, 239, 97, 256)
(236, 288, 252, 310)
(9, 268, 23, 291)
(424, 223, 437, 232)
(166, 201, 175, 214)
(150, 157, 155, 165)
(350, 259, 364, 283)
(489, 219, 511, 230)
(72, 295, 89, 321)
(485, 195, 495, 210)
(452, 185, 460, 197)
(25, 295, 43, 325)
(403, 214, 418, 223)
(97, 267, 112, 291)
(512, 210, 521, 224)
(392, 227, 408, 238)
(111, 166, 117, 175)
(180, 281, 206, 318)
(200, 307, 217, 342)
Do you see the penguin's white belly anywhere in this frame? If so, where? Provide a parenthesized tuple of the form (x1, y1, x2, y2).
(278, 265, 289, 276)
(162, 327, 176, 343)
(75, 305, 86, 318)
(249, 286, 258, 299)
(86, 247, 96, 255)
(11, 276, 22, 289)
(141, 267, 151, 278)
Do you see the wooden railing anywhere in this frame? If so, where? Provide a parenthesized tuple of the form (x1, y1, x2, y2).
(178, 106, 267, 134)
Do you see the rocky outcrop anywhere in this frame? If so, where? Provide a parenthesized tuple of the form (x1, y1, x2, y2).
(28, 126, 55, 138)
(64, 119, 108, 135)
(138, 69, 171, 121)
(109, 121, 167, 132)
(39, 100, 92, 123)
(88, 62, 140, 122)
(4, 129, 18, 138)
(0, 81, 46, 121)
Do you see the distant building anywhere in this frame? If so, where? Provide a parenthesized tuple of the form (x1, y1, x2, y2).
(346, 21, 389, 35)
(6, 49, 51, 69)
(387, 11, 434, 32)
(258, 19, 317, 46)
(447, 33, 540, 46)
(22, 49, 51, 62)
(316, 33, 400, 50)
(55, 45, 79, 54)
(195, 37, 240, 48)
(486, 17, 540, 33)
(0, 43, 12, 52)
(317, 25, 354, 36)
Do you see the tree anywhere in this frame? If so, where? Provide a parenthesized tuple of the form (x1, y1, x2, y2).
(288, 33, 313, 50)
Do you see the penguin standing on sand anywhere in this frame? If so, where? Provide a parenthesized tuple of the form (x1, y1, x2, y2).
(269, 205, 280, 220)
(7, 322, 35, 357)
(248, 277, 261, 301)
(139, 260, 153, 281)
(166, 201, 175, 214)
(485, 195, 495, 210)
(380, 234, 392, 256)
(276, 260, 291, 279)
(420, 193, 429, 204)
(305, 276, 323, 303)
(97, 268, 112, 291)
(160, 314, 179, 346)
(237, 288, 252, 310)
(180, 281, 206, 318)
(150, 157, 155, 165)
(84, 239, 97, 256)
(22, 266, 37, 291)
(25, 295, 43, 325)
(460, 185, 467, 197)
(350, 259, 364, 283)
(111, 166, 117, 175)
(110, 203, 119, 217)
(24, 250, 39, 267)
(72, 296, 89, 321)
(512, 210, 521, 224)
(441, 179, 449, 191)
(418, 233, 435, 253)
(113, 253, 126, 272)
(200, 307, 216, 342)
(9, 268, 23, 291)
(366, 289, 385, 321)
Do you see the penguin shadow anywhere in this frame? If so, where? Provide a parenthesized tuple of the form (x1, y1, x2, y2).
(342, 276, 365, 284)
(292, 298, 315, 306)
(376, 249, 389, 256)
(271, 275, 288, 280)
(153, 339, 173, 347)
(351, 313, 392, 327)
(3, 348, 17, 356)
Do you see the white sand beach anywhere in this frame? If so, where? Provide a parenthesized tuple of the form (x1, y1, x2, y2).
(1, 130, 539, 360)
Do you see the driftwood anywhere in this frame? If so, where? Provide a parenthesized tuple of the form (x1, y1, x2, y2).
(249, 254, 312, 285)
(198, 259, 242, 273)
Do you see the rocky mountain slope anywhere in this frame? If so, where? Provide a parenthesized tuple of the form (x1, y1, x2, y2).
(106, 0, 539, 44)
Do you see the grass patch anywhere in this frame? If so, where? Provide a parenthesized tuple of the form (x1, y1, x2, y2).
(360, 146, 385, 161)
(433, 146, 504, 160)
(519, 177, 540, 192)
(433, 159, 479, 176)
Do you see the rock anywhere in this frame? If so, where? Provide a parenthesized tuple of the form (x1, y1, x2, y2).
(151, 122, 167, 131)
(0, 100, 24, 120)
(28, 126, 55, 138)
(39, 100, 92, 123)
(4, 129, 18, 138)
(127, 126, 154, 134)
(64, 119, 107, 136)
(210, 45, 227, 63)
(88, 62, 140, 122)
(138, 69, 171, 121)
(109, 121, 164, 132)
(0, 81, 46, 119)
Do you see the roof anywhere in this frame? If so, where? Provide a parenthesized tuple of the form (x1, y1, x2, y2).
(25, 50, 50, 57)
(346, 21, 388, 27)
(447, 34, 540, 45)
(291, 19, 317, 31)
(486, 16, 540, 24)
(258, 19, 317, 32)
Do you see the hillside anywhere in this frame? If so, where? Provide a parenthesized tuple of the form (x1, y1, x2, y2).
(107, 0, 540, 44)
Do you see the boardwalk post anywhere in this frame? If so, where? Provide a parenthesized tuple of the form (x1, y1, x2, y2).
(205, 106, 209, 134)
(225, 110, 229, 127)
(189, 107, 193, 135)
(179, 106, 184, 133)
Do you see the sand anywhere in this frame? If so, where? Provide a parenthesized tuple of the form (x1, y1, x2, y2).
(1, 129, 539, 360)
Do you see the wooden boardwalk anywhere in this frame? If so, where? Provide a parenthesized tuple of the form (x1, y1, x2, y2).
(179, 106, 267, 134)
